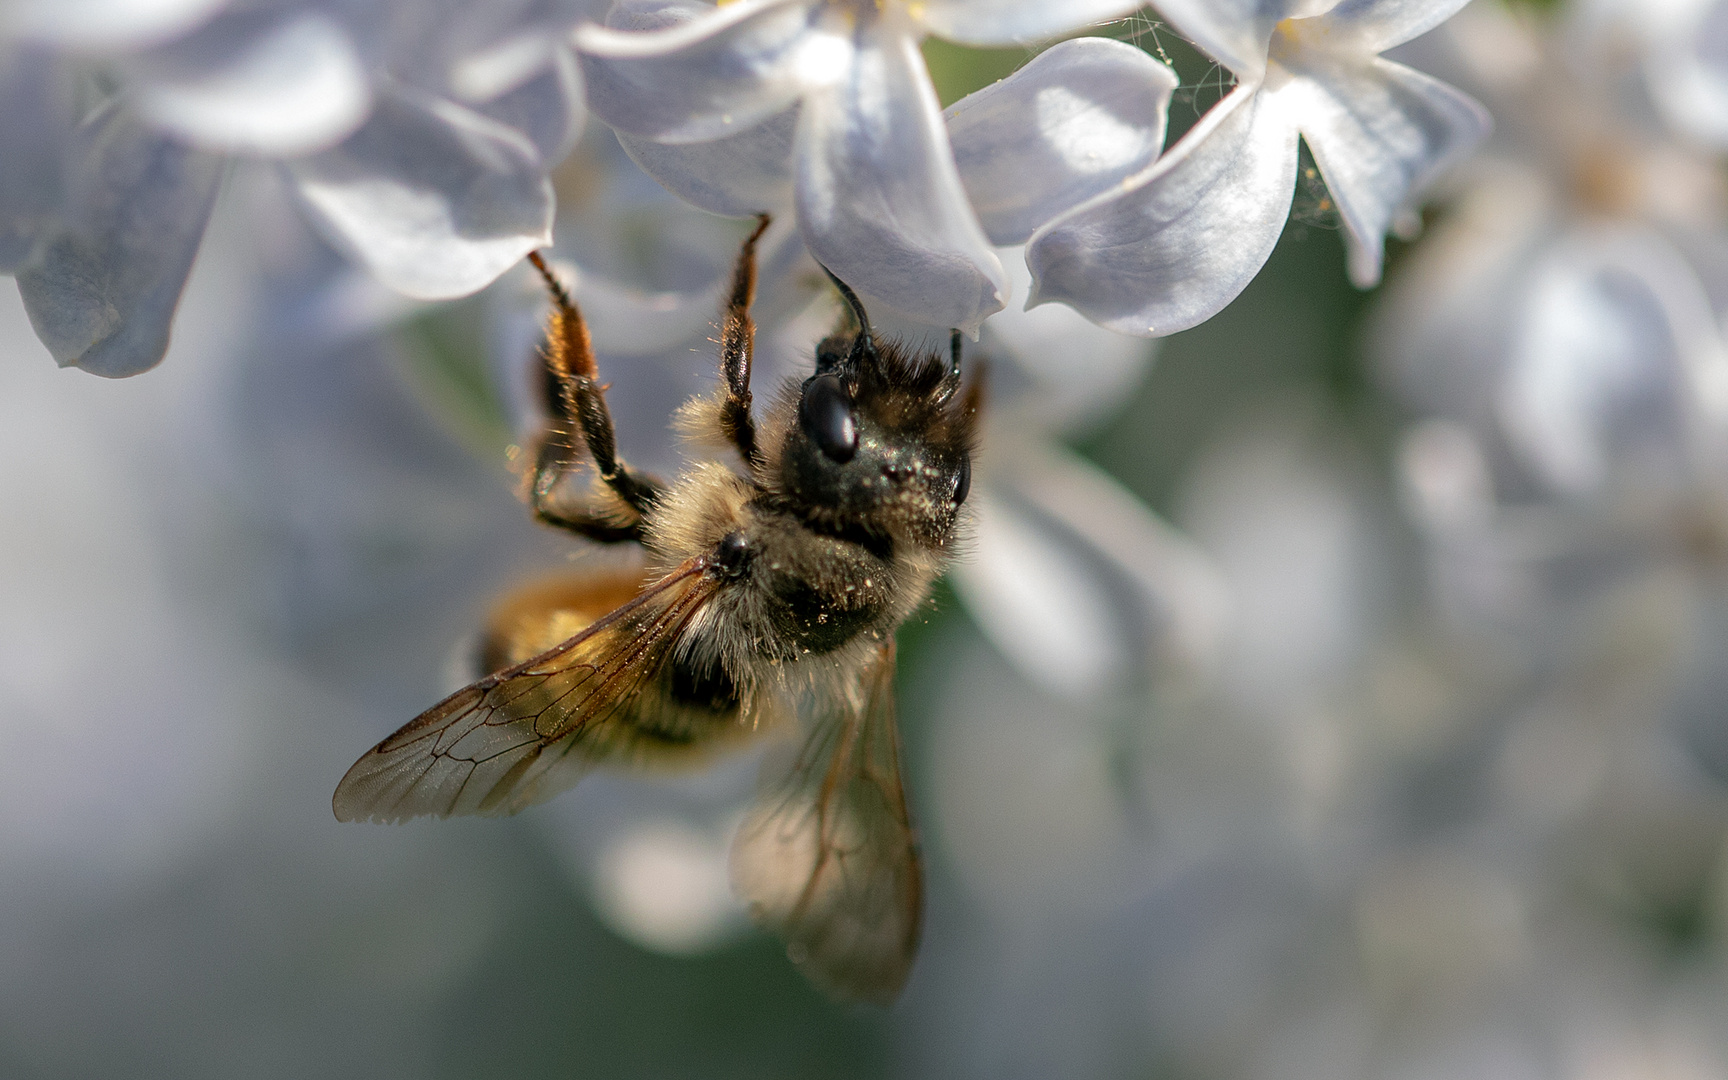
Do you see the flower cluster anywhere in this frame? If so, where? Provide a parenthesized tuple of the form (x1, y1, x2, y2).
(1, 0, 599, 375)
(576, 0, 1489, 335)
(3, 0, 1488, 375)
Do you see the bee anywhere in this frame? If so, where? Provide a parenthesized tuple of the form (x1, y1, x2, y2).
(333, 215, 980, 1004)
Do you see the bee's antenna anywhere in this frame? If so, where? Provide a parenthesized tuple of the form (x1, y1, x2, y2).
(936, 328, 963, 404)
(819, 264, 878, 376)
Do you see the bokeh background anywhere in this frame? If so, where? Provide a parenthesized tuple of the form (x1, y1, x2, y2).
(8, 3, 1728, 1078)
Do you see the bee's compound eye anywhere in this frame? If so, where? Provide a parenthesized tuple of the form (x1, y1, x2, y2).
(952, 453, 971, 505)
(799, 374, 858, 463)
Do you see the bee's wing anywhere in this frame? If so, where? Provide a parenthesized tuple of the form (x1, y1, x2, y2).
(731, 641, 922, 1004)
(333, 559, 719, 823)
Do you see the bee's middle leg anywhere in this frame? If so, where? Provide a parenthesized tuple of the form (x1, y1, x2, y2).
(525, 252, 663, 544)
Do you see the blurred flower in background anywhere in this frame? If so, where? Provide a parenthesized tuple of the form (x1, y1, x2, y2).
(10, 1, 1728, 1079)
(1, 0, 599, 376)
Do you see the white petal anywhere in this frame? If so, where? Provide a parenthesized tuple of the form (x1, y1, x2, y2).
(473, 45, 586, 167)
(288, 87, 553, 301)
(15, 104, 221, 377)
(124, 10, 370, 157)
(618, 104, 797, 216)
(951, 481, 1129, 700)
(381, 6, 590, 162)
(1027, 83, 1298, 337)
(365, 0, 603, 92)
(1645, 0, 1728, 149)
(1011, 444, 1230, 680)
(795, 28, 1004, 332)
(541, 129, 808, 337)
(1284, 55, 1488, 287)
(1152, 0, 1328, 78)
(0, 47, 76, 271)
(951, 441, 1228, 699)
(982, 245, 1154, 433)
(499, 251, 724, 359)
(947, 37, 1176, 246)
(575, 0, 817, 142)
(1499, 227, 1721, 495)
(601, 0, 711, 31)
(1367, 168, 1553, 419)
(1319, 0, 1475, 52)
(0, 0, 227, 51)
(915, 0, 1147, 45)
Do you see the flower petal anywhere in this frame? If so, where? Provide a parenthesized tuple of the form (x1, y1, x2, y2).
(1319, 0, 1475, 52)
(0, 47, 76, 271)
(1499, 226, 1721, 495)
(617, 104, 797, 216)
(796, 27, 1004, 332)
(915, 0, 1147, 45)
(0, 0, 227, 52)
(982, 246, 1154, 433)
(123, 10, 370, 157)
(598, 0, 709, 32)
(1644, 0, 1728, 149)
(950, 441, 1227, 699)
(15, 104, 221, 377)
(951, 483, 1130, 700)
(1367, 169, 1553, 420)
(1011, 444, 1230, 680)
(288, 87, 553, 300)
(947, 37, 1176, 246)
(1026, 83, 1298, 337)
(472, 45, 586, 167)
(1152, 0, 1327, 79)
(575, 0, 816, 142)
(1286, 55, 1488, 287)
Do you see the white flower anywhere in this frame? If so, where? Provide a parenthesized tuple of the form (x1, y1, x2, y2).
(574, 0, 1148, 334)
(1027, 0, 1489, 337)
(2, 1, 597, 376)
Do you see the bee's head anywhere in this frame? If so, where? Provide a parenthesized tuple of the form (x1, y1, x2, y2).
(774, 280, 979, 550)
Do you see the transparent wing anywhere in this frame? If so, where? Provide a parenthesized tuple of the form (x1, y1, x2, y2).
(333, 559, 719, 823)
(731, 641, 922, 1004)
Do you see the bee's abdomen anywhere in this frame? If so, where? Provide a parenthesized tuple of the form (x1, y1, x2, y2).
(593, 658, 746, 766)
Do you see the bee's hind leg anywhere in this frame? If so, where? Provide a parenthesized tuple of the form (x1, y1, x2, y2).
(525, 251, 663, 544)
(715, 214, 772, 471)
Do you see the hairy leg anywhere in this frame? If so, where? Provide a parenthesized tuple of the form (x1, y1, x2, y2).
(716, 214, 773, 469)
(525, 252, 664, 542)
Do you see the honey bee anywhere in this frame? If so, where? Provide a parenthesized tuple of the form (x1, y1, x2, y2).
(333, 215, 980, 1004)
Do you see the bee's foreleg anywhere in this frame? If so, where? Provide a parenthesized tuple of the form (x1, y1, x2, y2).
(716, 214, 772, 472)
